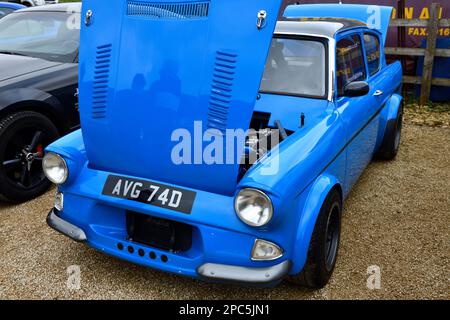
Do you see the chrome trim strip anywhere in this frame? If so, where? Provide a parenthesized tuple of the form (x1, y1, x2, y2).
(328, 38, 336, 101)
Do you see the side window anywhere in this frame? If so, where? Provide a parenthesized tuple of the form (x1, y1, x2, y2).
(363, 33, 381, 76)
(336, 34, 366, 96)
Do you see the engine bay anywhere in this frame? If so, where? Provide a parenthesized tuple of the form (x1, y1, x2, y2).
(238, 111, 294, 181)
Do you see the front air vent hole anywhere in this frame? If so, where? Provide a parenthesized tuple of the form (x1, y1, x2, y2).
(207, 50, 238, 133)
(127, 1, 210, 19)
(91, 44, 112, 119)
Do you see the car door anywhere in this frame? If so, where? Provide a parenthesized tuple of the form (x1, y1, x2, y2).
(362, 31, 392, 120)
(334, 32, 379, 191)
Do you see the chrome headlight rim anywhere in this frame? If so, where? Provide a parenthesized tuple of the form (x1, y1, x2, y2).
(42, 152, 69, 185)
(234, 188, 274, 227)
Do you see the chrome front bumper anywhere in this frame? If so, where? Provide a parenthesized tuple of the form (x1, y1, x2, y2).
(197, 261, 291, 286)
(47, 209, 87, 242)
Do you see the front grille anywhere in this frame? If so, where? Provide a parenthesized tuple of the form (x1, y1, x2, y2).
(126, 211, 192, 252)
(127, 0, 210, 19)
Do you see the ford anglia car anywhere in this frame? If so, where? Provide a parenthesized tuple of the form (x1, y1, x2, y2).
(44, 1, 403, 288)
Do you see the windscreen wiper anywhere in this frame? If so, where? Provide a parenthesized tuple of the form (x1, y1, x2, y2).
(0, 51, 27, 57)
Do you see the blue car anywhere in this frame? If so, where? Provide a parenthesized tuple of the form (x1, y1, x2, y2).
(44, 1, 403, 288)
(0, 2, 24, 18)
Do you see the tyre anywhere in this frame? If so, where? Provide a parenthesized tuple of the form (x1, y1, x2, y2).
(0, 111, 60, 203)
(375, 105, 403, 160)
(289, 188, 342, 288)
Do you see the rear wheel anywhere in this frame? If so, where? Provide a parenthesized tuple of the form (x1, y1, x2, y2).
(375, 106, 403, 160)
(289, 189, 342, 288)
(0, 111, 59, 203)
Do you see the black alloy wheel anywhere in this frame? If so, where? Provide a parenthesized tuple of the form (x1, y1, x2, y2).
(0, 111, 59, 203)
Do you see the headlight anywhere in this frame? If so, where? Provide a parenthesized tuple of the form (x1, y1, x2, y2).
(234, 188, 273, 227)
(42, 152, 68, 185)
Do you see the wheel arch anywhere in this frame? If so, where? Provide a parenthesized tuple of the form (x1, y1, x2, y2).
(375, 93, 404, 152)
(290, 174, 343, 275)
(0, 89, 71, 134)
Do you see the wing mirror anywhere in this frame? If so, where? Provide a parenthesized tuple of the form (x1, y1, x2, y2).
(343, 81, 370, 97)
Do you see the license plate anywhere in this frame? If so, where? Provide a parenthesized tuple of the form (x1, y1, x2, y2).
(102, 175, 196, 214)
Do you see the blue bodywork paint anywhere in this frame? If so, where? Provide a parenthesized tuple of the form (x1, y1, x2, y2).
(0, 2, 24, 18)
(0, 2, 25, 10)
(46, 2, 403, 286)
(78, 0, 283, 196)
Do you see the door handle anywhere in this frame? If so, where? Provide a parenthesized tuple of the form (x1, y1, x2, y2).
(374, 90, 384, 96)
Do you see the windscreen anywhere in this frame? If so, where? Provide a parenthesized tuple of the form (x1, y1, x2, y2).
(0, 11, 79, 63)
(260, 37, 326, 98)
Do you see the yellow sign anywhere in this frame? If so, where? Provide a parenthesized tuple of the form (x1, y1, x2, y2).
(391, 6, 449, 38)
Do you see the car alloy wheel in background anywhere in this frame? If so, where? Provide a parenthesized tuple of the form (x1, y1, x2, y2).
(0, 111, 59, 202)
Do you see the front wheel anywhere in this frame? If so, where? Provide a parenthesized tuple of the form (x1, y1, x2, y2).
(0, 111, 60, 203)
(289, 189, 342, 288)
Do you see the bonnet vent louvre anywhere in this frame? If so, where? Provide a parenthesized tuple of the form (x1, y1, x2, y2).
(127, 1, 210, 19)
(207, 51, 237, 133)
(92, 44, 112, 119)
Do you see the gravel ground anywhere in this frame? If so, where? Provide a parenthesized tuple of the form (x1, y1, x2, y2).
(0, 123, 449, 300)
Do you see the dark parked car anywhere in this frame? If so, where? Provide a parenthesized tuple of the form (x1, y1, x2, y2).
(0, 2, 24, 18)
(0, 3, 80, 202)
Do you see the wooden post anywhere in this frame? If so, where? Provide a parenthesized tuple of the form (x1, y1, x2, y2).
(419, 3, 440, 106)
(397, 0, 407, 98)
